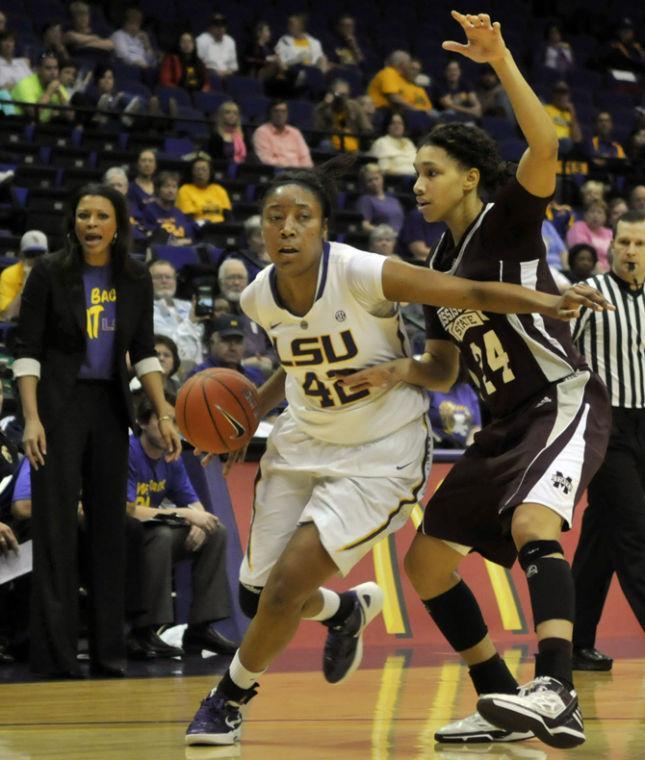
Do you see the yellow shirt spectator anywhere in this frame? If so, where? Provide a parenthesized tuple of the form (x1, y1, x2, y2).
(368, 66, 432, 111)
(0, 261, 25, 314)
(544, 104, 573, 140)
(176, 183, 232, 223)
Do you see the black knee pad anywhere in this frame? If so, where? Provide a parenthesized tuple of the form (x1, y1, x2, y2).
(238, 583, 263, 619)
(423, 580, 488, 652)
(518, 540, 563, 571)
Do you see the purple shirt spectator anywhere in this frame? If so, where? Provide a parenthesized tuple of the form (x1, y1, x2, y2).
(79, 264, 117, 379)
(127, 435, 198, 507)
(398, 208, 445, 261)
(143, 201, 197, 242)
(11, 457, 30, 502)
(429, 382, 482, 448)
(356, 194, 405, 233)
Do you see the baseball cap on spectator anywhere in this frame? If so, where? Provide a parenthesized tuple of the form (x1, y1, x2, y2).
(213, 314, 245, 339)
(20, 230, 48, 258)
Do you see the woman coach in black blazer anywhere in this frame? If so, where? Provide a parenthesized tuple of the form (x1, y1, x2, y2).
(13, 184, 181, 678)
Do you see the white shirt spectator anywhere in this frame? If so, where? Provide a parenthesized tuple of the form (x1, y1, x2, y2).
(0, 57, 31, 90)
(196, 32, 238, 74)
(153, 298, 203, 365)
(275, 33, 324, 67)
(111, 29, 156, 68)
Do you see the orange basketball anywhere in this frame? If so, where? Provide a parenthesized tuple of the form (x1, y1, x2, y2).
(176, 368, 261, 454)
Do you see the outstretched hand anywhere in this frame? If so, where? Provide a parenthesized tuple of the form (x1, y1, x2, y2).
(442, 11, 508, 64)
(552, 283, 616, 321)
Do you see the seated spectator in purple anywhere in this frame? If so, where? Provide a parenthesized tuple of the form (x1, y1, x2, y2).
(188, 314, 265, 387)
(355, 163, 405, 233)
(230, 215, 271, 282)
(543, 24, 574, 74)
(111, 6, 158, 70)
(0, 32, 31, 92)
(149, 259, 204, 369)
(313, 79, 373, 153)
(64, 1, 115, 54)
(475, 65, 513, 121)
(128, 148, 157, 213)
(605, 17, 645, 74)
(587, 112, 626, 168)
(103, 166, 150, 248)
(564, 243, 598, 284)
(434, 59, 482, 120)
(566, 199, 612, 271)
(369, 224, 398, 257)
(216, 258, 274, 376)
(126, 393, 237, 659)
(207, 101, 247, 164)
(398, 207, 445, 262)
(41, 22, 70, 62)
(328, 15, 365, 68)
(144, 172, 198, 246)
(542, 218, 567, 271)
(546, 200, 575, 240)
(429, 372, 482, 449)
(196, 13, 238, 79)
(275, 13, 329, 76)
(252, 100, 313, 168)
(160, 31, 210, 92)
(608, 197, 629, 227)
(369, 111, 416, 176)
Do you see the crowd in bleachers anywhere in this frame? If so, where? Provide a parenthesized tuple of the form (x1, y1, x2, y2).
(0, 0, 645, 672)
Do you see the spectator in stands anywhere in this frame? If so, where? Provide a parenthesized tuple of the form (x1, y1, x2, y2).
(188, 314, 265, 387)
(83, 63, 143, 127)
(541, 219, 567, 271)
(144, 171, 197, 246)
(159, 31, 209, 92)
(567, 199, 612, 271)
(401, 58, 436, 122)
(176, 156, 232, 224)
(629, 185, 645, 213)
(579, 179, 606, 210)
(252, 100, 313, 168)
(0, 231, 48, 321)
(215, 258, 274, 377)
(329, 15, 364, 68)
(429, 364, 482, 449)
(357, 94, 376, 132)
(128, 148, 157, 212)
(127, 394, 237, 659)
(409, 58, 431, 88)
(546, 199, 574, 239)
(475, 65, 513, 121)
(563, 243, 598, 284)
(41, 22, 70, 63)
(398, 207, 445, 262)
(587, 112, 626, 168)
(103, 166, 149, 248)
(111, 5, 158, 70)
(196, 13, 238, 79)
(242, 21, 294, 98)
(64, 1, 115, 54)
(231, 215, 271, 281)
(627, 127, 645, 171)
(605, 17, 645, 74)
(207, 101, 247, 165)
(11, 51, 72, 123)
(608, 197, 629, 227)
(313, 78, 372, 153)
(153, 334, 181, 394)
(275, 13, 329, 77)
(368, 50, 435, 121)
(0, 31, 31, 91)
(149, 259, 204, 369)
(355, 163, 405, 233)
(543, 23, 575, 74)
(543, 80, 583, 157)
(369, 224, 398, 257)
(369, 111, 416, 176)
(434, 59, 482, 120)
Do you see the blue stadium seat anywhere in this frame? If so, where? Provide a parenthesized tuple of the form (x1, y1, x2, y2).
(156, 86, 192, 110)
(481, 116, 517, 142)
(163, 137, 196, 158)
(225, 75, 263, 99)
(192, 91, 228, 116)
(237, 95, 271, 125)
(286, 99, 314, 130)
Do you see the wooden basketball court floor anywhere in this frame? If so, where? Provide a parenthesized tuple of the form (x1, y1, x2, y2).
(1, 643, 643, 760)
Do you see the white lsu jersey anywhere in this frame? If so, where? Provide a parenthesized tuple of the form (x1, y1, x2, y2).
(240, 241, 428, 446)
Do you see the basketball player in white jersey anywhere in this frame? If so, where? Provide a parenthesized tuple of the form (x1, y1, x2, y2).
(185, 149, 611, 745)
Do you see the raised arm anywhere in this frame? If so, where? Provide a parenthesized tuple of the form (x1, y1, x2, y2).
(442, 11, 558, 197)
(382, 257, 612, 321)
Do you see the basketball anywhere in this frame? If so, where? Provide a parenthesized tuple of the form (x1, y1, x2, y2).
(176, 368, 261, 454)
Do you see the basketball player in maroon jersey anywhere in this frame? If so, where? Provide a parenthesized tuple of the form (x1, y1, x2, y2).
(343, 11, 611, 750)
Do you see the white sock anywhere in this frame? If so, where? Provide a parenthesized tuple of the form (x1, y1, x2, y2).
(304, 587, 341, 622)
(227, 650, 266, 691)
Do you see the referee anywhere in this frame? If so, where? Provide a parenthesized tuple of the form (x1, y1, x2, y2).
(570, 210, 645, 670)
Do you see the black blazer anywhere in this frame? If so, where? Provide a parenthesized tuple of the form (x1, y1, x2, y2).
(14, 251, 158, 431)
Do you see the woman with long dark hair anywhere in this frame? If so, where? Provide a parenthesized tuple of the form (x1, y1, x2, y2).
(14, 183, 181, 678)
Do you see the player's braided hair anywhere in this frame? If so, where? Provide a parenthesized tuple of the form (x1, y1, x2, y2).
(420, 123, 515, 195)
(260, 154, 356, 223)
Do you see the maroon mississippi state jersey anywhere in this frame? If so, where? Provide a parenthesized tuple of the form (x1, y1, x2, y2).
(424, 178, 587, 419)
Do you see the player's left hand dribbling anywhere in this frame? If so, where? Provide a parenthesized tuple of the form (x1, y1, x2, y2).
(553, 284, 615, 320)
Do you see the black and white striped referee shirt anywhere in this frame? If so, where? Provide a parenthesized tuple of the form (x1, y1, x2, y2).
(572, 272, 645, 408)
